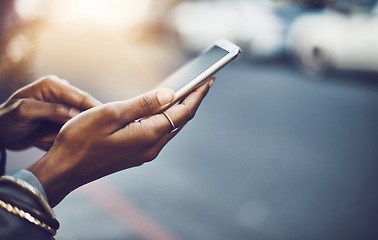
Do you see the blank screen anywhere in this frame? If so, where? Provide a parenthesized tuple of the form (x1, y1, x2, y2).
(160, 46, 229, 92)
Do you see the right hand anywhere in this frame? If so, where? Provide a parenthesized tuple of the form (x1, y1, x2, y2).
(28, 78, 214, 207)
(0, 75, 101, 150)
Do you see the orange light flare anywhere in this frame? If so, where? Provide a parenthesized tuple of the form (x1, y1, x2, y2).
(13, 0, 182, 101)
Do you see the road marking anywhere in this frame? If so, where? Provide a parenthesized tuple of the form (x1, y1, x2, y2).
(80, 180, 180, 240)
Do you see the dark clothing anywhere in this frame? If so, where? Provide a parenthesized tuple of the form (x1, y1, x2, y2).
(0, 149, 56, 240)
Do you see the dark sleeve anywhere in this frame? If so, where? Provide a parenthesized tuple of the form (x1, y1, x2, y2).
(0, 148, 5, 176)
(0, 150, 58, 240)
(0, 184, 55, 240)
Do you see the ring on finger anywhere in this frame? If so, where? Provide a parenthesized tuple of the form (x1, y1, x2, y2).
(162, 112, 179, 133)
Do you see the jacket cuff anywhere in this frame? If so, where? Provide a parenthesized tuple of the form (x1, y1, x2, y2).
(12, 169, 48, 202)
(0, 174, 59, 236)
(0, 148, 5, 176)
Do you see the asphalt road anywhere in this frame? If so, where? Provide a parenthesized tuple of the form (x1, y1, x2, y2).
(7, 60, 378, 240)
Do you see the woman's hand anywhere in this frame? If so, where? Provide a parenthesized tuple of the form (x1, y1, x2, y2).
(0, 76, 101, 150)
(28, 79, 214, 206)
(28, 78, 214, 207)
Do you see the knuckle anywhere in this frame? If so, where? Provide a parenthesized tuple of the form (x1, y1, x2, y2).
(37, 75, 69, 92)
(10, 99, 31, 123)
(79, 91, 93, 107)
(38, 75, 57, 85)
(102, 104, 121, 119)
(138, 96, 155, 115)
(34, 76, 57, 94)
(51, 103, 66, 115)
(45, 75, 60, 81)
(184, 106, 195, 121)
(142, 125, 160, 145)
(143, 148, 160, 162)
(12, 99, 29, 115)
(82, 91, 91, 99)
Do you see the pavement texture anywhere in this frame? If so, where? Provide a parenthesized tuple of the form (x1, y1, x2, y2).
(5, 59, 378, 240)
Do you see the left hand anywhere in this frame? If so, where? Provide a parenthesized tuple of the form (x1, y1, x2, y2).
(0, 75, 101, 150)
(28, 78, 214, 207)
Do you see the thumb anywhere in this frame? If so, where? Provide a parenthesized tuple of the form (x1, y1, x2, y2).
(120, 88, 175, 121)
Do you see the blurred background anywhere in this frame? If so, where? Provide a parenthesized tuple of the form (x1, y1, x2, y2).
(2, 0, 378, 239)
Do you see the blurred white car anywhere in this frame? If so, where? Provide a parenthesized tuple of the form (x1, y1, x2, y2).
(166, 0, 285, 58)
(287, 5, 378, 74)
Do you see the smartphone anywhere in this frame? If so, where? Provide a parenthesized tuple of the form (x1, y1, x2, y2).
(158, 39, 241, 109)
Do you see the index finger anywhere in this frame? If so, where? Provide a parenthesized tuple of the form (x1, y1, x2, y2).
(110, 78, 213, 148)
(44, 76, 102, 110)
(17, 75, 102, 110)
(162, 77, 214, 129)
(136, 77, 214, 138)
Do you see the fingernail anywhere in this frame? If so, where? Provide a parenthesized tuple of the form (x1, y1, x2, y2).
(209, 77, 215, 88)
(69, 108, 81, 118)
(157, 89, 175, 105)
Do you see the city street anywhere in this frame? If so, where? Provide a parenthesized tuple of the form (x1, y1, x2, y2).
(7, 59, 378, 240)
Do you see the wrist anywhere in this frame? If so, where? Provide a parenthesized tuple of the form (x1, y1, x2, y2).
(27, 150, 74, 208)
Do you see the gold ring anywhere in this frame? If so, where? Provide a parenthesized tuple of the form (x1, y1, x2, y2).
(162, 112, 178, 133)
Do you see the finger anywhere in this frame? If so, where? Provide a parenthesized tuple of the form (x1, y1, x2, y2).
(132, 77, 212, 134)
(19, 75, 102, 111)
(33, 122, 62, 151)
(139, 124, 184, 163)
(45, 75, 102, 110)
(161, 77, 213, 129)
(4, 126, 57, 151)
(110, 79, 212, 143)
(113, 78, 213, 146)
(77, 88, 175, 137)
(114, 88, 175, 123)
(137, 77, 214, 156)
(180, 77, 213, 111)
(110, 111, 174, 146)
(13, 98, 81, 125)
(34, 137, 55, 151)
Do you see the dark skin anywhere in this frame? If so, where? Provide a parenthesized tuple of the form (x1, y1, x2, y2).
(0, 75, 214, 207)
(0, 75, 101, 150)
